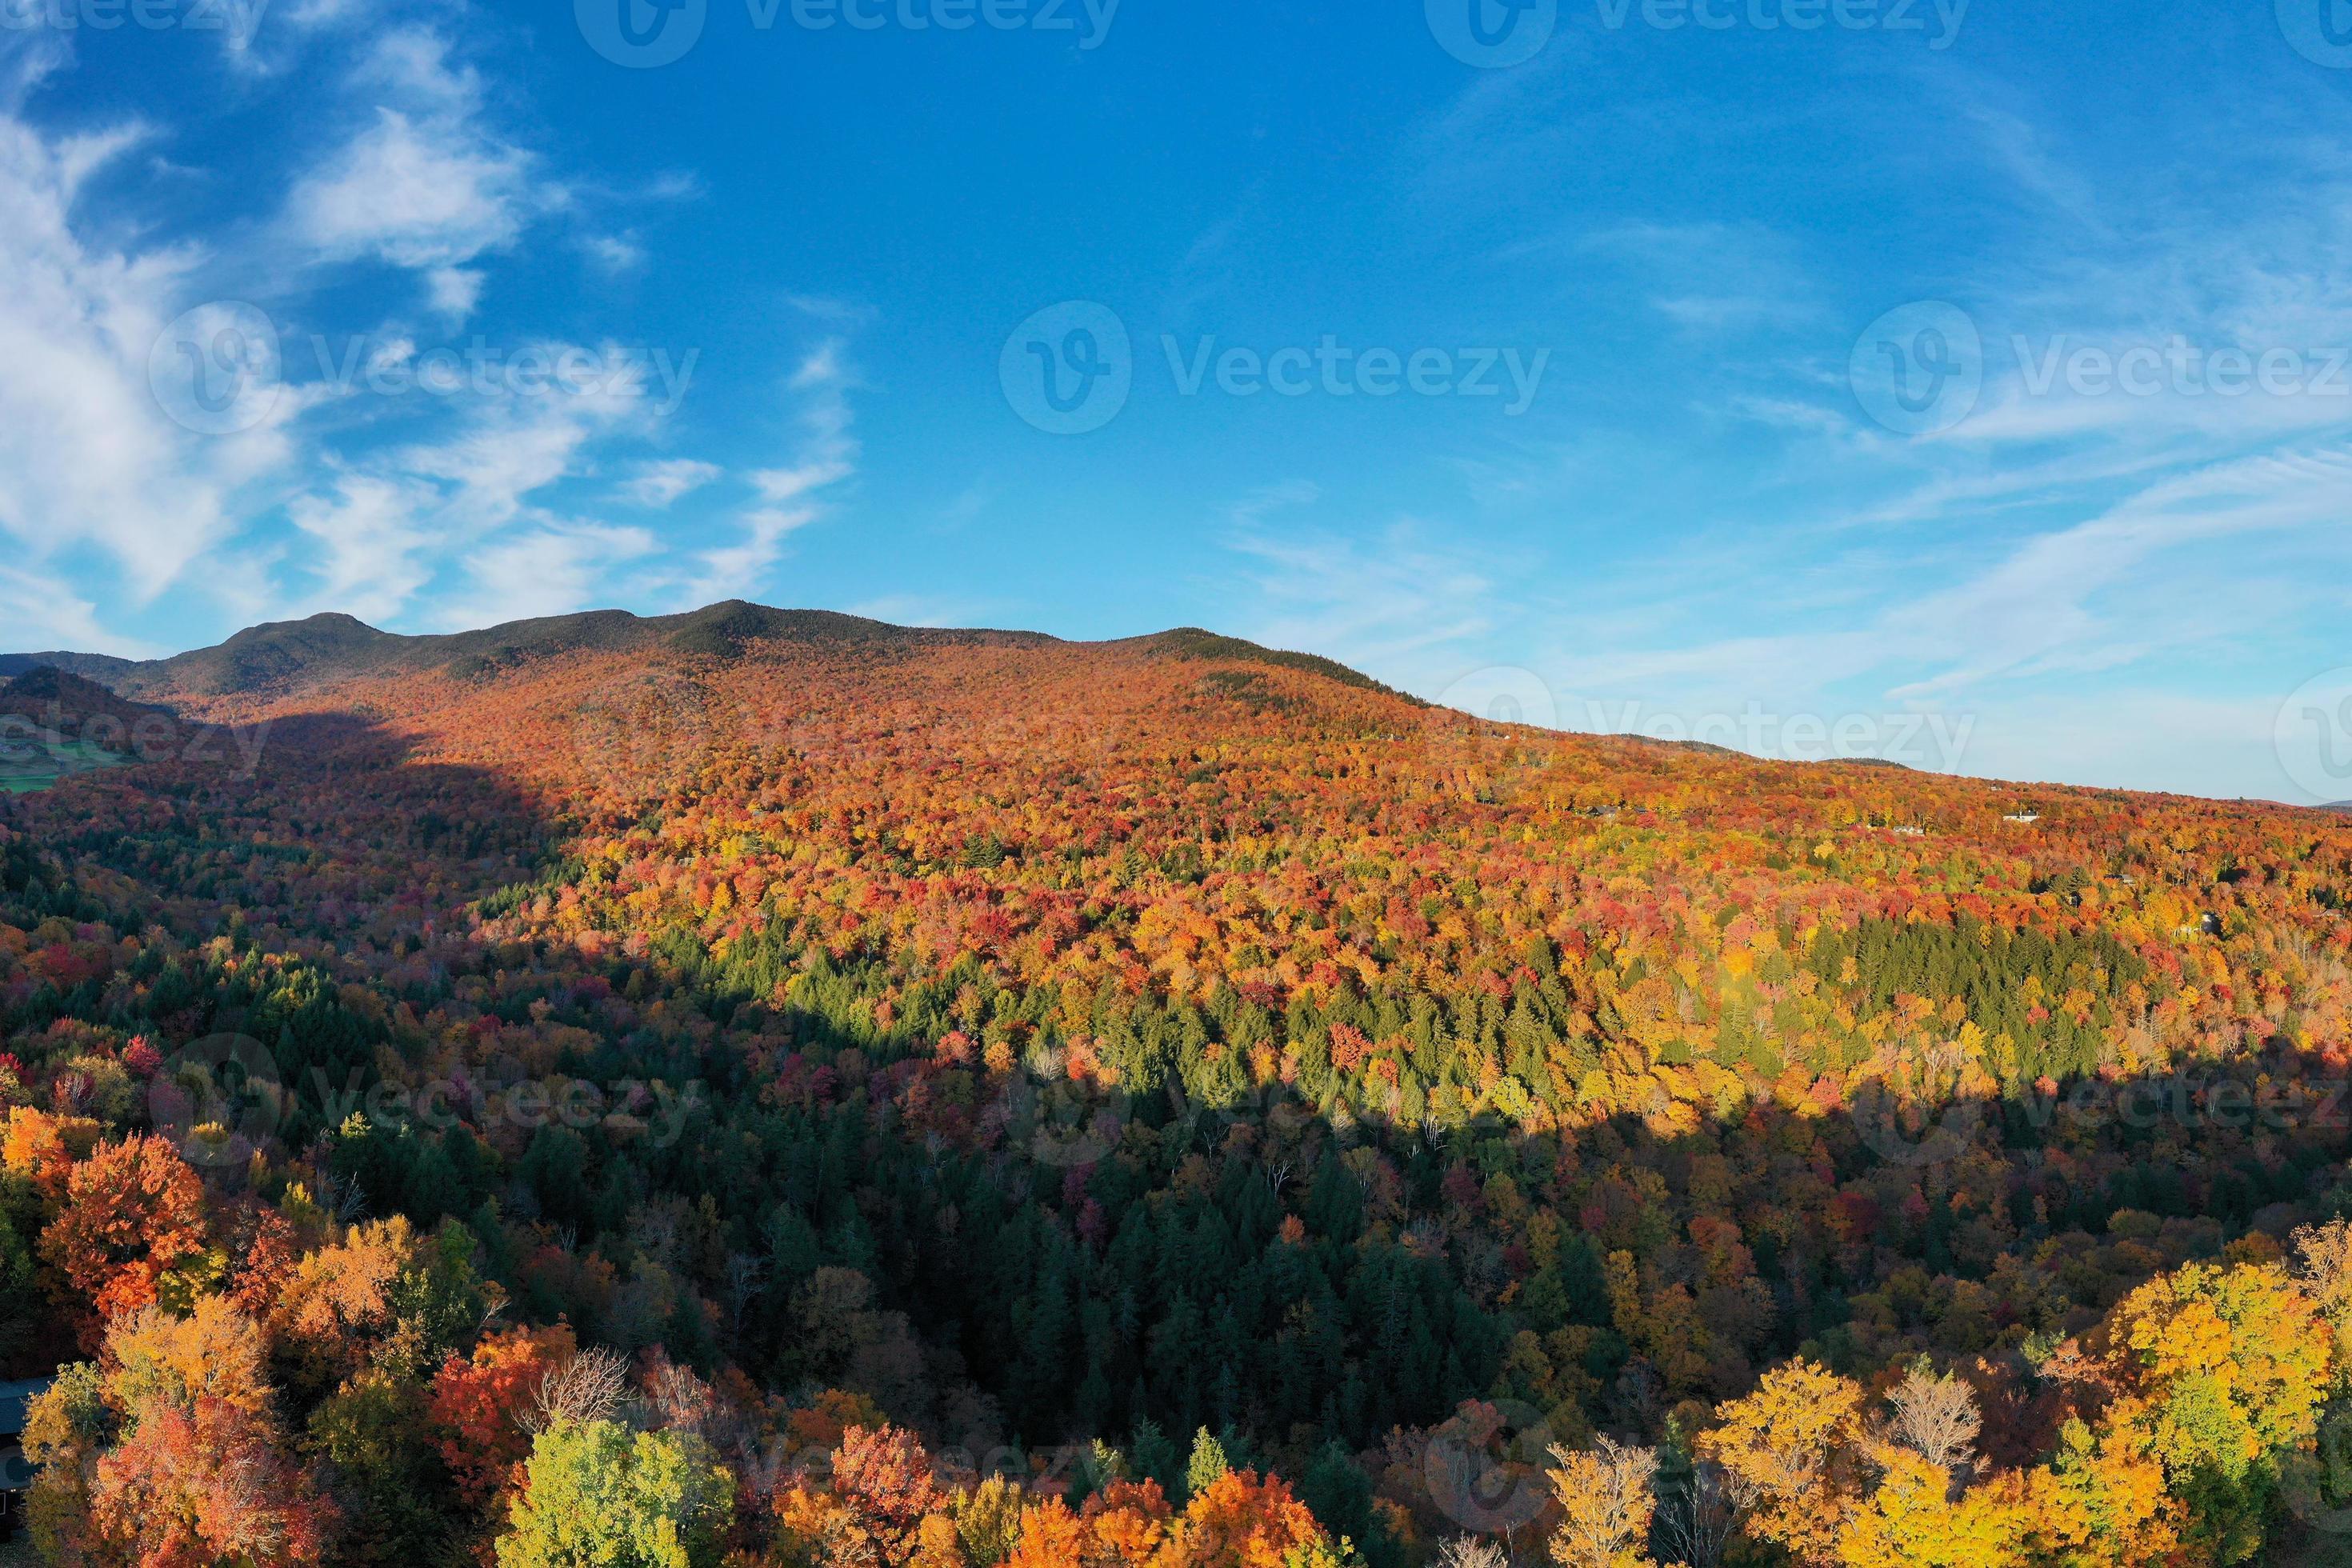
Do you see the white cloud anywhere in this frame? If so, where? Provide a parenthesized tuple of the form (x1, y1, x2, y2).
(0, 563, 158, 658)
(842, 594, 982, 628)
(436, 521, 657, 630)
(0, 22, 684, 645)
(285, 30, 540, 276)
(1223, 509, 1501, 691)
(282, 342, 670, 625)
(1576, 222, 1824, 337)
(618, 458, 722, 510)
(286, 470, 441, 623)
(0, 100, 300, 602)
(426, 266, 484, 319)
(581, 232, 645, 277)
(672, 338, 861, 607)
(750, 460, 854, 506)
(290, 107, 533, 270)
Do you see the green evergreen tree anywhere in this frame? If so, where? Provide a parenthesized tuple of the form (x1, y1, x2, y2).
(1185, 1426, 1230, 1502)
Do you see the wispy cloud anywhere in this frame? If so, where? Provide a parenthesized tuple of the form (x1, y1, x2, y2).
(617, 458, 722, 510)
(0, 563, 162, 658)
(436, 520, 657, 631)
(279, 342, 670, 623)
(1222, 494, 1502, 690)
(670, 338, 862, 608)
(285, 29, 543, 288)
(0, 98, 301, 607)
(1577, 221, 1825, 337)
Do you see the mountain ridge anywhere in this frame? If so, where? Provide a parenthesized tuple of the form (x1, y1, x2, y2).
(2, 602, 1406, 704)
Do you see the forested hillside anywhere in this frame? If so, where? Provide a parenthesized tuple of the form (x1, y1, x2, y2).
(4, 611, 2351, 1566)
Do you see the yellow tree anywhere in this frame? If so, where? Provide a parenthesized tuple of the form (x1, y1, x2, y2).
(1546, 1437, 1658, 1568)
(1698, 1360, 1866, 1566)
(2020, 1417, 2179, 1568)
(2294, 1219, 2352, 1382)
(1834, 1449, 2030, 1568)
(2100, 1261, 2329, 1482)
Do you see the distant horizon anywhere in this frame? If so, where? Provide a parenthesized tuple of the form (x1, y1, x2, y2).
(10, 598, 2348, 813)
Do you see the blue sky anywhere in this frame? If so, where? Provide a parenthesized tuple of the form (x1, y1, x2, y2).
(5, 0, 2352, 802)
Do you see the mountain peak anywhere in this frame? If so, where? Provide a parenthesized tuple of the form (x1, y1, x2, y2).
(2, 602, 1394, 705)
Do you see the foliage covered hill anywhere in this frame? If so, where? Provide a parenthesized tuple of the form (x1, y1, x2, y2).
(0, 602, 1366, 703)
(4, 609, 2352, 1566)
(0, 668, 179, 742)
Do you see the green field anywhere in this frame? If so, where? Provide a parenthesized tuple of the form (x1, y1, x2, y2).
(0, 736, 126, 794)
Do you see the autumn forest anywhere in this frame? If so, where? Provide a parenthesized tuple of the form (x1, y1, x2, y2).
(5, 602, 2352, 1568)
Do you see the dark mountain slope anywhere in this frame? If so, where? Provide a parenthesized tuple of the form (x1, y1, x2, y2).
(4, 602, 1390, 705)
(0, 666, 180, 738)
